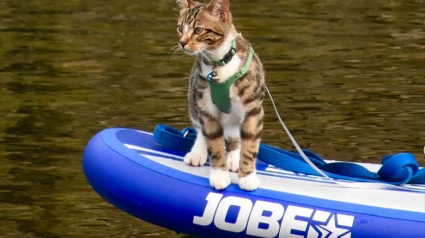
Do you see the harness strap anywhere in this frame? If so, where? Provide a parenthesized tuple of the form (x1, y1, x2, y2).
(207, 48, 254, 113)
(153, 124, 425, 185)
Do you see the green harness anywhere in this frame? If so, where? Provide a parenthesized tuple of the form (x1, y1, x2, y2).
(202, 40, 254, 114)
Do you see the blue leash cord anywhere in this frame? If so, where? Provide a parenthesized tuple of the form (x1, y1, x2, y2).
(153, 124, 424, 185)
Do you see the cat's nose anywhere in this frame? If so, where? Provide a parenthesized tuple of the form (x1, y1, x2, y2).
(179, 41, 187, 48)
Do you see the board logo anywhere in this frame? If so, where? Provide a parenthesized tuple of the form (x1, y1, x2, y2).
(193, 192, 354, 238)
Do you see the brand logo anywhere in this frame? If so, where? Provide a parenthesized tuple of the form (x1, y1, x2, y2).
(193, 192, 354, 238)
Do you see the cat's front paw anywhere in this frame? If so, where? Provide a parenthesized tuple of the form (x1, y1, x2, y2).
(210, 168, 231, 190)
(184, 152, 207, 166)
(239, 173, 260, 191)
(226, 150, 240, 172)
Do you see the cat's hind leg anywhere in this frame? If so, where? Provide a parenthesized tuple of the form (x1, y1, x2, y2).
(184, 128, 208, 166)
(224, 125, 241, 172)
(201, 117, 231, 190)
(238, 107, 263, 191)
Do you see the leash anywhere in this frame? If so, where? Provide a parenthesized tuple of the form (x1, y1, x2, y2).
(263, 85, 424, 185)
(153, 124, 424, 185)
(264, 85, 330, 179)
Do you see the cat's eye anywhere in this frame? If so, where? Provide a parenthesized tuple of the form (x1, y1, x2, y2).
(177, 25, 183, 33)
(194, 27, 203, 34)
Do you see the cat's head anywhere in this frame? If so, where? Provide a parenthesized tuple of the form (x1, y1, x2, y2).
(176, 0, 233, 55)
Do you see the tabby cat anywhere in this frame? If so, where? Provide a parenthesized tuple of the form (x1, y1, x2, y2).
(176, 0, 265, 191)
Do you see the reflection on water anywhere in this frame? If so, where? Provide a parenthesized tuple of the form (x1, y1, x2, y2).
(0, 0, 424, 237)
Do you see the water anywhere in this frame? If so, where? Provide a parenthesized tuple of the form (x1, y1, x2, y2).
(0, 0, 424, 237)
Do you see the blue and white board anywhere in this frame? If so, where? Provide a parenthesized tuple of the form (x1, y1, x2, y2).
(82, 127, 425, 238)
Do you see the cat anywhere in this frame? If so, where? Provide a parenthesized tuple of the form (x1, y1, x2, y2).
(176, 0, 265, 191)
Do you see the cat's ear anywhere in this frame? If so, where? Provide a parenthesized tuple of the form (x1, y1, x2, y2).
(176, 0, 195, 15)
(206, 0, 229, 21)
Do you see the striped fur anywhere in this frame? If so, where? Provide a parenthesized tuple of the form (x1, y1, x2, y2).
(177, 0, 265, 191)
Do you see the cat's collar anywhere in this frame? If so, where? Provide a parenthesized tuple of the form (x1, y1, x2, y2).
(206, 47, 254, 114)
(202, 40, 236, 66)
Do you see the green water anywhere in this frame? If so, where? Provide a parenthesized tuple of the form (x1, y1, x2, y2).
(0, 0, 424, 237)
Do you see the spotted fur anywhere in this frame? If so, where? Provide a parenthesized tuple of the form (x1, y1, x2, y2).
(176, 0, 265, 191)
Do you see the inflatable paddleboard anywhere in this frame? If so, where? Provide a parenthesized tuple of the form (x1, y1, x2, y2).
(82, 127, 425, 238)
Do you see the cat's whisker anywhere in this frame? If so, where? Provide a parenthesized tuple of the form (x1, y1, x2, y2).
(168, 45, 177, 57)
(167, 45, 179, 57)
(168, 45, 181, 65)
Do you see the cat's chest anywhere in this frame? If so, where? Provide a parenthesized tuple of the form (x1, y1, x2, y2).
(199, 56, 242, 83)
(196, 78, 245, 125)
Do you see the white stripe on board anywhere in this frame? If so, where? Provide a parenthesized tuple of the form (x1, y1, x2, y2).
(124, 143, 184, 159)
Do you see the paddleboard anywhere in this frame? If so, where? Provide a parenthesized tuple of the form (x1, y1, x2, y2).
(82, 127, 425, 238)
